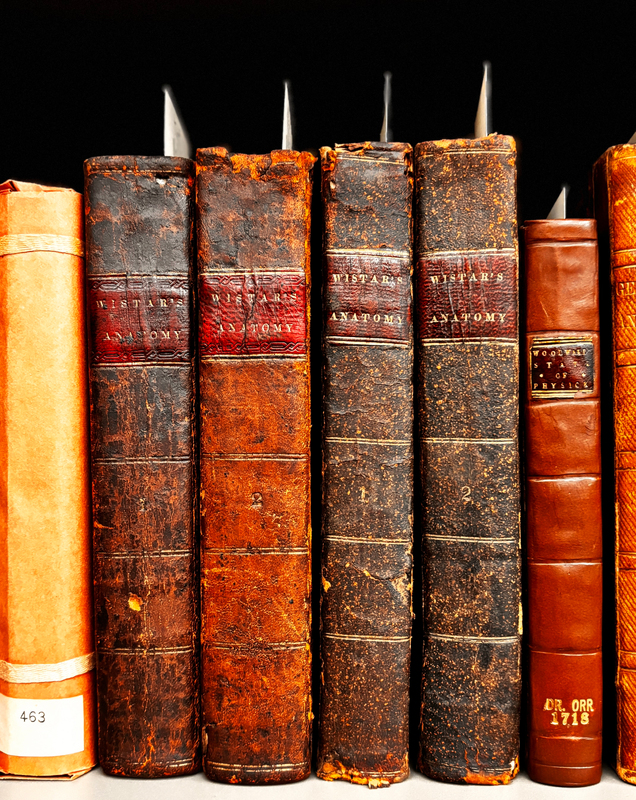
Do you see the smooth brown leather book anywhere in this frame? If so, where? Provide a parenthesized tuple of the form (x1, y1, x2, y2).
(317, 142, 414, 787)
(0, 180, 97, 778)
(524, 219, 602, 787)
(414, 135, 521, 784)
(594, 144, 636, 784)
(84, 157, 199, 777)
(196, 147, 314, 784)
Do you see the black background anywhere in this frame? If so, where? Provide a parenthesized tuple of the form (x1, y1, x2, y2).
(2, 0, 633, 220)
(3, 0, 632, 776)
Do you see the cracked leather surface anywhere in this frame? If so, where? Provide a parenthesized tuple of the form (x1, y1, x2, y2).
(84, 156, 199, 777)
(414, 136, 521, 785)
(197, 148, 314, 785)
(318, 142, 414, 788)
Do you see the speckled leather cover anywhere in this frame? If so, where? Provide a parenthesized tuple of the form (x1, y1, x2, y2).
(317, 141, 414, 787)
(414, 135, 521, 784)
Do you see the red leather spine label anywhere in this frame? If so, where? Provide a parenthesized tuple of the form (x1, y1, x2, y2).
(88, 275, 190, 363)
(416, 252, 517, 339)
(199, 272, 306, 357)
(325, 253, 411, 341)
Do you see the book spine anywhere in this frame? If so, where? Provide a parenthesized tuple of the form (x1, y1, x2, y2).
(414, 135, 521, 784)
(196, 147, 314, 784)
(0, 181, 96, 778)
(524, 219, 602, 787)
(84, 156, 199, 777)
(594, 145, 636, 784)
(317, 142, 414, 787)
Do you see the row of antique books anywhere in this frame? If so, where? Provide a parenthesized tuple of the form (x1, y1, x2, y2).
(0, 134, 629, 789)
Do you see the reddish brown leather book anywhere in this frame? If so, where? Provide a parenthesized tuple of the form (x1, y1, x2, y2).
(524, 218, 602, 787)
(414, 135, 521, 784)
(594, 145, 636, 784)
(196, 147, 314, 784)
(317, 142, 414, 787)
(0, 180, 97, 778)
(84, 156, 199, 777)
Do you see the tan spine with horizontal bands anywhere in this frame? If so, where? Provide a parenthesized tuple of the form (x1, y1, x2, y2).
(0, 180, 96, 778)
(595, 145, 636, 784)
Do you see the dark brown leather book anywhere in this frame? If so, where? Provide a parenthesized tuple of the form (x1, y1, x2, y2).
(414, 135, 521, 784)
(196, 147, 314, 784)
(524, 219, 602, 787)
(317, 141, 414, 787)
(84, 156, 199, 777)
(594, 145, 636, 784)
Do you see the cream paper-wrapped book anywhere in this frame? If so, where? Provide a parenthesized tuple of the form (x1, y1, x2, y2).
(0, 180, 96, 778)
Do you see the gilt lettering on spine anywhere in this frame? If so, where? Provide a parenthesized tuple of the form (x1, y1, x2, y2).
(524, 218, 602, 787)
(415, 135, 521, 784)
(197, 147, 314, 784)
(318, 141, 414, 787)
(84, 156, 199, 777)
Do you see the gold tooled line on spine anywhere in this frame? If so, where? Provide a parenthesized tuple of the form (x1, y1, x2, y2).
(325, 247, 410, 258)
(417, 247, 516, 258)
(325, 436, 410, 445)
(323, 634, 410, 642)
(427, 633, 518, 643)
(326, 536, 411, 545)
(206, 761, 307, 771)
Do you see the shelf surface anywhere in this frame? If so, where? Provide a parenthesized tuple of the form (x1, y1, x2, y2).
(1, 765, 630, 799)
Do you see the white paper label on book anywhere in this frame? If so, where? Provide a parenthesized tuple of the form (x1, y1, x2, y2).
(0, 693, 84, 757)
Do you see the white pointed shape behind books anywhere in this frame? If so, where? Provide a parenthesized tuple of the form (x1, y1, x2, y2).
(628, 130, 636, 144)
(474, 61, 492, 139)
(282, 81, 293, 151)
(380, 71, 392, 143)
(547, 186, 568, 220)
(163, 85, 192, 159)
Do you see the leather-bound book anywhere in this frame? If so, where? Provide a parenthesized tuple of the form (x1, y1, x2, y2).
(317, 142, 414, 787)
(0, 180, 96, 778)
(524, 219, 602, 786)
(84, 157, 199, 777)
(414, 135, 521, 783)
(196, 147, 314, 784)
(594, 144, 636, 784)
